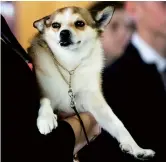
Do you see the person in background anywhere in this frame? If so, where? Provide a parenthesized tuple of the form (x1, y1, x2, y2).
(78, 1, 166, 162)
(1, 15, 100, 162)
(90, 1, 135, 66)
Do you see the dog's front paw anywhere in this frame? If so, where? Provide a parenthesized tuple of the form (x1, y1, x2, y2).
(37, 113, 58, 135)
(120, 143, 155, 160)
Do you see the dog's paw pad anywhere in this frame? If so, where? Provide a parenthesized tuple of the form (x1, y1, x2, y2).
(136, 149, 155, 160)
(120, 143, 133, 154)
(120, 143, 155, 160)
(37, 113, 58, 135)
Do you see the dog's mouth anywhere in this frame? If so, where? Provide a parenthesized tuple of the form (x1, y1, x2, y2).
(59, 40, 81, 47)
(60, 41, 72, 47)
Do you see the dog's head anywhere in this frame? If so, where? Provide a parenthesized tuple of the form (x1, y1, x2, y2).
(33, 6, 114, 50)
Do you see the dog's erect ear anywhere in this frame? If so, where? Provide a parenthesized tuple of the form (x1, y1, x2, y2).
(33, 15, 51, 33)
(95, 6, 115, 30)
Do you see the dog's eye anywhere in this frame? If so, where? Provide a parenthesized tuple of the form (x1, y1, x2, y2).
(75, 21, 85, 27)
(52, 22, 61, 29)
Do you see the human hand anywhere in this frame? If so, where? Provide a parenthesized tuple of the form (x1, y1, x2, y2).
(63, 112, 101, 154)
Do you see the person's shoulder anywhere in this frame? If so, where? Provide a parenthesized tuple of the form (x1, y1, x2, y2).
(104, 43, 141, 75)
(1, 15, 7, 26)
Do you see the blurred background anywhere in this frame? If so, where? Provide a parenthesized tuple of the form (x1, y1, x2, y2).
(1, 1, 94, 49)
(0, 1, 134, 59)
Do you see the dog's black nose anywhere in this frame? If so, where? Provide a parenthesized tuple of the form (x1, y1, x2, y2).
(60, 30, 71, 39)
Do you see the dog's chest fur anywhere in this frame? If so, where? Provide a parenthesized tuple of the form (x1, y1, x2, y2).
(30, 37, 104, 113)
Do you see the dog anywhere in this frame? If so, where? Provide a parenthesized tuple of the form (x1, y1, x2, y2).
(28, 6, 155, 160)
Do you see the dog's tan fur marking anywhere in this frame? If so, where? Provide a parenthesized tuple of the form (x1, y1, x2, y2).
(72, 7, 96, 28)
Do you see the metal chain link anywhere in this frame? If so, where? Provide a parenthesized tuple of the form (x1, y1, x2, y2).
(68, 88, 76, 109)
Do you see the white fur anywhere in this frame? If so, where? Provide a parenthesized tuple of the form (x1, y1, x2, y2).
(29, 7, 155, 160)
(37, 98, 58, 134)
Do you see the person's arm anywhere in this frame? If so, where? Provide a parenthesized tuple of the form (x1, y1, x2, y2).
(2, 40, 100, 161)
(65, 113, 101, 155)
(2, 19, 100, 162)
(39, 113, 100, 162)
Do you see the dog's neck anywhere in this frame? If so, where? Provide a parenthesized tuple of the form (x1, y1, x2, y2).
(46, 38, 100, 71)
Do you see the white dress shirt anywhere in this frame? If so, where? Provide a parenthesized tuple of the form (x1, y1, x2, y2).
(131, 33, 166, 73)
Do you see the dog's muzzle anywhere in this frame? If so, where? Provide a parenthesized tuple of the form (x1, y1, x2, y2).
(59, 30, 73, 47)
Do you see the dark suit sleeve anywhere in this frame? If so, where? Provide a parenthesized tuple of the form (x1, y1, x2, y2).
(1, 18, 75, 162)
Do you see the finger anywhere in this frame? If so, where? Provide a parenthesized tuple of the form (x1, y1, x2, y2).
(91, 124, 101, 136)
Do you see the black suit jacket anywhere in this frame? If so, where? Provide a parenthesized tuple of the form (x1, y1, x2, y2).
(1, 15, 75, 162)
(79, 43, 166, 162)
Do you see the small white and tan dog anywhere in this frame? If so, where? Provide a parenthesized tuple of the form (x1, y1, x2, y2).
(28, 6, 155, 160)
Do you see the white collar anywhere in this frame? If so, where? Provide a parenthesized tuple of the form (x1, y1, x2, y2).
(131, 33, 166, 73)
